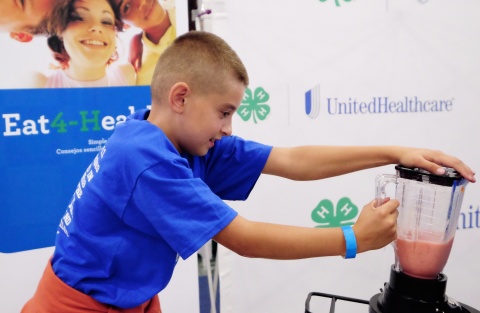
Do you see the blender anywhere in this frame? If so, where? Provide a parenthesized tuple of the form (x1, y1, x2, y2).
(368, 165, 478, 313)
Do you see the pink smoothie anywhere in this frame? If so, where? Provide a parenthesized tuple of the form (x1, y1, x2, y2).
(395, 237, 454, 279)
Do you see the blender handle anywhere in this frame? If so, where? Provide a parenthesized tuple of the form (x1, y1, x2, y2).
(375, 174, 397, 207)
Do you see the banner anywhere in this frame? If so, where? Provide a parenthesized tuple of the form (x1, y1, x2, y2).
(0, 1, 199, 312)
(203, 0, 480, 312)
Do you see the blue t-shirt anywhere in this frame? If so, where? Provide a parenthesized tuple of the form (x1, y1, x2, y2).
(52, 109, 272, 308)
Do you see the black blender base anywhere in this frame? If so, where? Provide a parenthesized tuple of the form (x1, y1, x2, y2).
(369, 266, 480, 313)
(370, 293, 480, 313)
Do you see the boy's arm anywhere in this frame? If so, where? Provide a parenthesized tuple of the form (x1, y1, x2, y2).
(213, 198, 399, 259)
(262, 146, 476, 182)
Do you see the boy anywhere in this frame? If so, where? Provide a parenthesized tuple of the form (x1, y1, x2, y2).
(22, 31, 476, 313)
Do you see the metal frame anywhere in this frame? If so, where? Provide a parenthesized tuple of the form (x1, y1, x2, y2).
(305, 292, 369, 313)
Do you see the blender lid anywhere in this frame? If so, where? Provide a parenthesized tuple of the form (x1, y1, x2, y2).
(395, 165, 466, 186)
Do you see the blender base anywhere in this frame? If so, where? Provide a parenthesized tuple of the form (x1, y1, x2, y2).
(369, 266, 480, 313)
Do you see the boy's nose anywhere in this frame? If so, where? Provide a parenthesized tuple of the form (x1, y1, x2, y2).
(221, 121, 233, 137)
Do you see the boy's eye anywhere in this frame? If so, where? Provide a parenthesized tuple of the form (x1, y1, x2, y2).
(223, 112, 231, 118)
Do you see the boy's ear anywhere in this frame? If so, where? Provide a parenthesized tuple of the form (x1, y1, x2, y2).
(169, 82, 189, 113)
(10, 32, 34, 43)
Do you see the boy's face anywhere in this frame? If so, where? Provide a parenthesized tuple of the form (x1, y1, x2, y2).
(176, 80, 245, 156)
(114, 0, 166, 29)
(1, 0, 54, 33)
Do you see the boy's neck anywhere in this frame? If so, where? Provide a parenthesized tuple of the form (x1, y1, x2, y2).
(143, 10, 172, 45)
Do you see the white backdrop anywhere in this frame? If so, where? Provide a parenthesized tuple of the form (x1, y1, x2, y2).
(200, 0, 480, 312)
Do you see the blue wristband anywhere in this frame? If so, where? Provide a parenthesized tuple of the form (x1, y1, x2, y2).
(341, 226, 357, 259)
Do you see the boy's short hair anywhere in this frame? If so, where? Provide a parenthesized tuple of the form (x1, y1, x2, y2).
(151, 31, 249, 104)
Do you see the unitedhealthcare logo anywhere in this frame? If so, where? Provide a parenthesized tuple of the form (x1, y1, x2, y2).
(458, 204, 480, 230)
(304, 85, 455, 118)
(305, 85, 321, 119)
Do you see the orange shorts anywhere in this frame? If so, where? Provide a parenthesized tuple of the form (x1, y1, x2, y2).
(22, 259, 161, 313)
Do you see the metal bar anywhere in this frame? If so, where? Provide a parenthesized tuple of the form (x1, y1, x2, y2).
(305, 291, 369, 313)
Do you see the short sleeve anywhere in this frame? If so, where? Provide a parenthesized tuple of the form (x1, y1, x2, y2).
(126, 159, 238, 259)
(192, 136, 272, 200)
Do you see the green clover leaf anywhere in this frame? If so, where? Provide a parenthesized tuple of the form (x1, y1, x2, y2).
(237, 87, 271, 124)
(318, 0, 352, 7)
(311, 197, 358, 228)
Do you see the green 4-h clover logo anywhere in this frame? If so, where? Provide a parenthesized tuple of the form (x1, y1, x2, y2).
(311, 197, 358, 228)
(237, 87, 271, 123)
(318, 0, 352, 7)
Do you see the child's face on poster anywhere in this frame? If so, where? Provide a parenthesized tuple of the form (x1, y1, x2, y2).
(114, 0, 167, 29)
(62, 0, 117, 67)
(0, 0, 55, 33)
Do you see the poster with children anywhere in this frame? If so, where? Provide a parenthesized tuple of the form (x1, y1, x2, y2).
(0, 1, 198, 312)
(0, 0, 180, 252)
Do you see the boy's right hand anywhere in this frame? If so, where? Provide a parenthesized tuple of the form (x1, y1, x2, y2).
(353, 198, 399, 253)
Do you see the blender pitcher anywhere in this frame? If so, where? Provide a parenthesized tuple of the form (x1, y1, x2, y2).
(376, 165, 468, 279)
